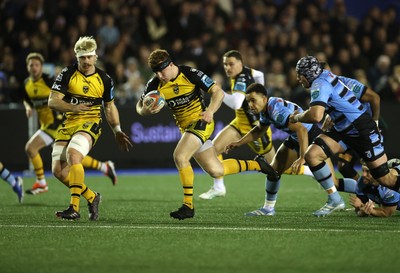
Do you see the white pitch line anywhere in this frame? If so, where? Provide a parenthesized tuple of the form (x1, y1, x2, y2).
(0, 224, 399, 233)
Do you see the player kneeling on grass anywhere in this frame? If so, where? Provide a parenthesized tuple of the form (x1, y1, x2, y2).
(350, 159, 400, 217)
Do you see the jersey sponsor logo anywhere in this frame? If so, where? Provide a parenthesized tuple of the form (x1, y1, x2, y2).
(82, 122, 90, 129)
(173, 85, 179, 94)
(68, 96, 101, 106)
(364, 150, 372, 159)
(234, 82, 246, 92)
(69, 97, 81, 105)
(311, 90, 319, 99)
(55, 73, 63, 82)
(168, 92, 195, 107)
(276, 113, 284, 123)
(386, 193, 395, 202)
(52, 83, 61, 90)
(201, 75, 213, 88)
(353, 85, 361, 94)
(191, 67, 203, 77)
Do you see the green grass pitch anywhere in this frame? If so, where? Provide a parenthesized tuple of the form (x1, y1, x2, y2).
(0, 171, 399, 273)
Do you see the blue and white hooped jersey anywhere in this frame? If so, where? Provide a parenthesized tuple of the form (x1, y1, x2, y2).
(337, 76, 371, 116)
(356, 180, 400, 210)
(259, 97, 313, 142)
(310, 70, 367, 134)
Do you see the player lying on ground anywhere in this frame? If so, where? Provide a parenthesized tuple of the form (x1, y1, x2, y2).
(350, 159, 400, 217)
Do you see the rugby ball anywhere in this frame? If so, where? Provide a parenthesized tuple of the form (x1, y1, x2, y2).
(143, 90, 165, 111)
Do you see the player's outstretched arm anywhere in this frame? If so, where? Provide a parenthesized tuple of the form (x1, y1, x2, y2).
(224, 125, 265, 154)
(290, 106, 325, 124)
(104, 101, 132, 152)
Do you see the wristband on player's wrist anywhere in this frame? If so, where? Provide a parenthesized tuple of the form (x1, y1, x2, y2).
(113, 125, 122, 134)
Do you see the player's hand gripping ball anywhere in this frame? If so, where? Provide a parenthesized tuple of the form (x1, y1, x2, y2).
(143, 90, 165, 112)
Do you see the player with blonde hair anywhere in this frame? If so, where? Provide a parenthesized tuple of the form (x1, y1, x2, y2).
(49, 37, 132, 220)
(23, 52, 119, 196)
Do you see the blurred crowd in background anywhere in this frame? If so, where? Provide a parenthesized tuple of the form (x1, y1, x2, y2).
(1, 0, 400, 109)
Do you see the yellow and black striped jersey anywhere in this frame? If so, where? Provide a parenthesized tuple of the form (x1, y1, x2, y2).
(230, 66, 263, 126)
(23, 73, 63, 128)
(51, 64, 114, 122)
(144, 65, 216, 130)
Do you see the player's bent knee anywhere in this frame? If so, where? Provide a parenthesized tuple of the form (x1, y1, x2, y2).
(52, 168, 64, 181)
(51, 163, 63, 180)
(207, 167, 224, 178)
(304, 147, 322, 165)
(203, 160, 224, 178)
(267, 174, 281, 182)
(311, 137, 333, 158)
(173, 154, 191, 168)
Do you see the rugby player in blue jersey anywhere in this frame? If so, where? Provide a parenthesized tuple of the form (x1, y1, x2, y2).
(290, 56, 400, 217)
(350, 159, 400, 217)
(224, 83, 356, 216)
(320, 61, 381, 182)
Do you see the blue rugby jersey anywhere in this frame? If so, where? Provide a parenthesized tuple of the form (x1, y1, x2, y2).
(310, 70, 368, 134)
(338, 76, 372, 116)
(259, 97, 313, 142)
(356, 180, 400, 210)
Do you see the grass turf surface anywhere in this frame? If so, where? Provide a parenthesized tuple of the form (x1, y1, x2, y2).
(0, 171, 399, 273)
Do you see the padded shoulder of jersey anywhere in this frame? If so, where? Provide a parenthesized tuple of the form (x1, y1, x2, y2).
(144, 76, 161, 94)
(42, 73, 55, 87)
(179, 65, 215, 91)
(95, 67, 113, 87)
